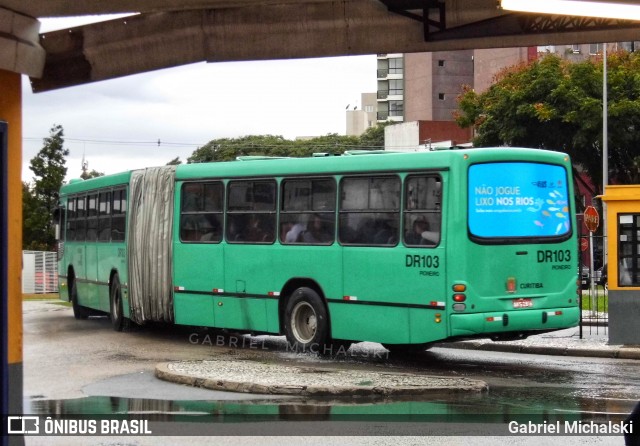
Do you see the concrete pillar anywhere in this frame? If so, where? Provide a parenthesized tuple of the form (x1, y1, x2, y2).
(0, 11, 42, 442)
(0, 68, 24, 445)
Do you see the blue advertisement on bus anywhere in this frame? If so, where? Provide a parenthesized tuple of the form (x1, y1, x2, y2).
(468, 162, 571, 238)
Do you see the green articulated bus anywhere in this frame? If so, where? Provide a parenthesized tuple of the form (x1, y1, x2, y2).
(57, 147, 580, 353)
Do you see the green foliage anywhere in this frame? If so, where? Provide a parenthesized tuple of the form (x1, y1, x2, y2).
(187, 124, 393, 163)
(23, 124, 69, 251)
(22, 182, 51, 251)
(456, 52, 640, 190)
(80, 169, 105, 180)
(359, 121, 395, 148)
(166, 156, 182, 165)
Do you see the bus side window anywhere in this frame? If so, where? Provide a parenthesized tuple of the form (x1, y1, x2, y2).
(180, 182, 223, 243)
(404, 175, 442, 247)
(226, 180, 276, 244)
(111, 188, 126, 242)
(280, 178, 335, 245)
(65, 196, 76, 241)
(98, 191, 111, 242)
(75, 195, 86, 241)
(339, 176, 400, 246)
(86, 193, 98, 242)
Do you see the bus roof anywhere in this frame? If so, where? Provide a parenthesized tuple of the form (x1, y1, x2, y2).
(175, 147, 569, 180)
(60, 170, 132, 195)
(59, 148, 570, 194)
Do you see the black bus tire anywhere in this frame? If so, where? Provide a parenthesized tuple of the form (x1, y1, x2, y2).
(284, 287, 329, 352)
(110, 274, 125, 332)
(71, 280, 90, 320)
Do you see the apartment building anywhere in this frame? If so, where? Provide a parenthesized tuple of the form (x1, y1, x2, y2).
(345, 92, 378, 137)
(375, 43, 638, 125)
(376, 49, 532, 124)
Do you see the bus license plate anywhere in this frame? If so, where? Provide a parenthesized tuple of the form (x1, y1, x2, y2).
(513, 298, 533, 309)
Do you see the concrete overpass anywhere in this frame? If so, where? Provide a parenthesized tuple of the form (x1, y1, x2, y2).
(2, 1, 640, 443)
(3, 0, 640, 91)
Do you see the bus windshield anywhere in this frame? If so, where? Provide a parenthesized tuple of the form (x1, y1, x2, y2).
(468, 162, 571, 240)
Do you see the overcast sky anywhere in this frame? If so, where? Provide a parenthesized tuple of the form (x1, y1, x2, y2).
(22, 16, 376, 182)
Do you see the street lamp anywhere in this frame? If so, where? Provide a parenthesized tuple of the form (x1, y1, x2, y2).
(602, 44, 609, 267)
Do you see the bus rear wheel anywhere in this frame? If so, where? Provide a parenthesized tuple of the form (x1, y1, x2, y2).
(110, 274, 125, 332)
(284, 287, 329, 352)
(70, 280, 90, 320)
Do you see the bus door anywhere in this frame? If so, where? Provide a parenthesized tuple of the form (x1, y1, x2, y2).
(220, 180, 278, 332)
(84, 193, 100, 309)
(337, 173, 447, 345)
(70, 195, 89, 304)
(172, 181, 225, 328)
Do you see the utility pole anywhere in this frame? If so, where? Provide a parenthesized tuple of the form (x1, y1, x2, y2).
(602, 43, 608, 266)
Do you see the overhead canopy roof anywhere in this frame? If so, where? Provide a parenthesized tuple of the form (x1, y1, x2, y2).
(2, 0, 639, 92)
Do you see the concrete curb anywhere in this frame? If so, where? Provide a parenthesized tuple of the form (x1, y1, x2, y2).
(155, 362, 488, 397)
(435, 342, 640, 360)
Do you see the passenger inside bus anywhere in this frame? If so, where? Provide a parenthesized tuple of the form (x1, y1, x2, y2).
(199, 215, 221, 241)
(405, 218, 438, 246)
(283, 220, 305, 243)
(299, 214, 332, 243)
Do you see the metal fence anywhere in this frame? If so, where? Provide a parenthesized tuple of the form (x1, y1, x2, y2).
(22, 250, 58, 294)
(579, 233, 608, 338)
(580, 283, 608, 337)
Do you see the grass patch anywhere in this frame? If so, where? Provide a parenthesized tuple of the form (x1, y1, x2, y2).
(580, 291, 608, 313)
(22, 293, 69, 307)
(23, 293, 60, 300)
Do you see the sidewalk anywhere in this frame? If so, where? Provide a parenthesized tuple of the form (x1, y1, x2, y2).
(156, 326, 640, 398)
(437, 326, 640, 359)
(156, 357, 488, 397)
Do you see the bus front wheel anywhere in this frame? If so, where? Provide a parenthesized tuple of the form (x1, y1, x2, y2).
(110, 274, 125, 332)
(284, 287, 329, 352)
(71, 280, 90, 320)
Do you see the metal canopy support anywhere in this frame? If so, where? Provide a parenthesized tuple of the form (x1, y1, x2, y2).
(423, 13, 635, 42)
(517, 14, 633, 34)
(378, 0, 445, 40)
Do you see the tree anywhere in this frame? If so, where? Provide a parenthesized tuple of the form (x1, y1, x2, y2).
(455, 52, 640, 192)
(23, 124, 69, 250)
(166, 156, 182, 165)
(359, 121, 395, 149)
(22, 182, 50, 251)
(80, 169, 105, 180)
(188, 134, 363, 163)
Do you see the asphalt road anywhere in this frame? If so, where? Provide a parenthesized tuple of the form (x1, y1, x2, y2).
(20, 300, 639, 445)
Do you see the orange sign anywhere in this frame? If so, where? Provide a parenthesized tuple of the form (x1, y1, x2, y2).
(584, 206, 599, 232)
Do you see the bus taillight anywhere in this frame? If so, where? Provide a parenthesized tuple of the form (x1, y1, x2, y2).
(453, 294, 466, 302)
(452, 284, 466, 310)
(506, 277, 517, 293)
